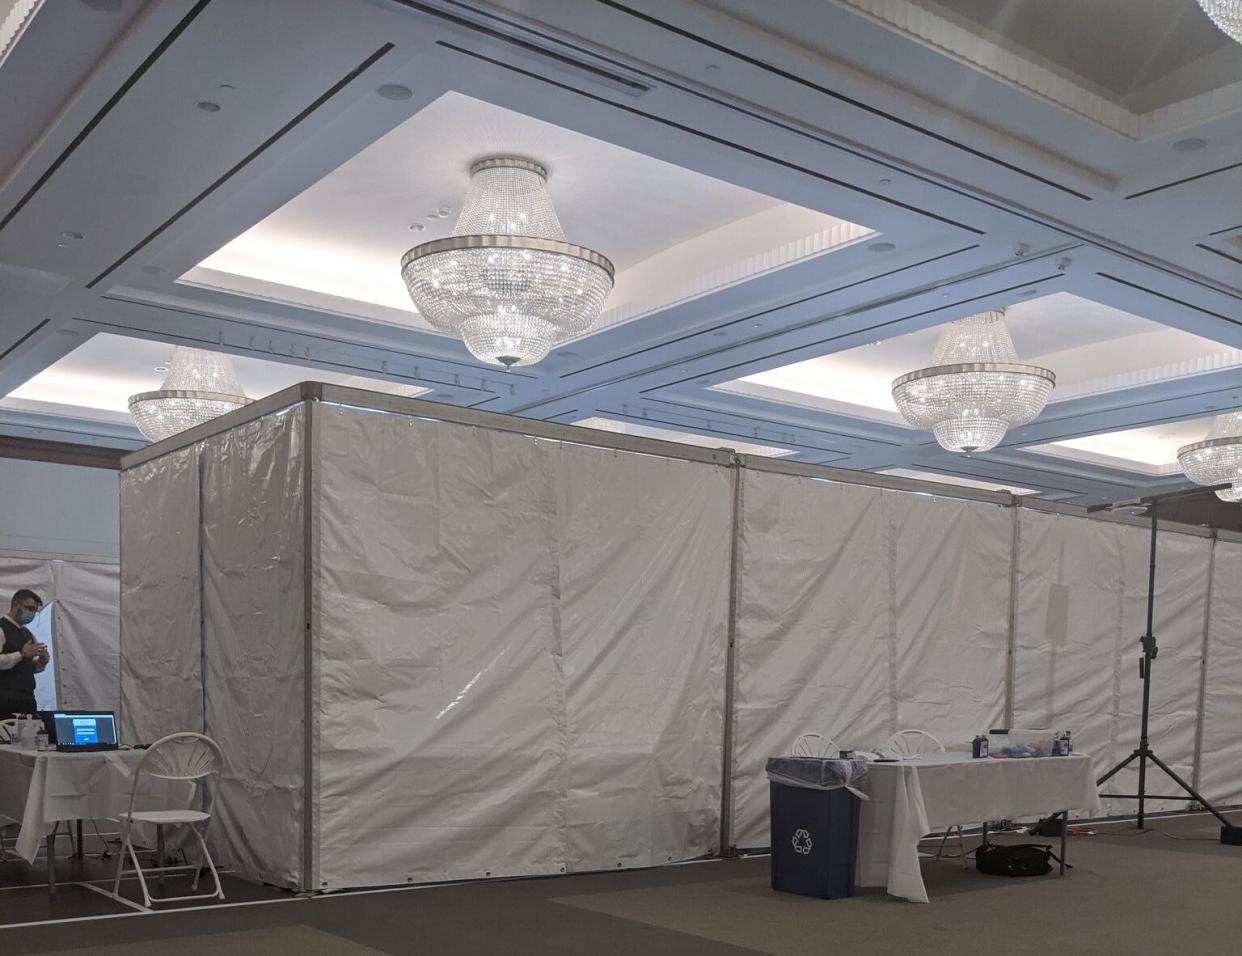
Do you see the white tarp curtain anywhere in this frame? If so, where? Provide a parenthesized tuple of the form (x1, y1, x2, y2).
(1012, 511, 1211, 817)
(313, 406, 730, 890)
(1200, 539, 1242, 805)
(0, 555, 120, 714)
(201, 408, 305, 888)
(119, 445, 202, 743)
(729, 471, 1011, 848)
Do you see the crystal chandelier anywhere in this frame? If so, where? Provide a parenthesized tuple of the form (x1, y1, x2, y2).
(1198, 1, 1242, 42)
(891, 310, 1056, 453)
(129, 347, 250, 442)
(1177, 411, 1242, 500)
(400, 157, 614, 369)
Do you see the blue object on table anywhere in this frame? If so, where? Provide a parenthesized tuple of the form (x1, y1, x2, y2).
(766, 757, 866, 900)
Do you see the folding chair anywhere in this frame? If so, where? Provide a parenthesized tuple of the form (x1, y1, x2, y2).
(792, 732, 841, 758)
(884, 729, 970, 868)
(111, 732, 225, 907)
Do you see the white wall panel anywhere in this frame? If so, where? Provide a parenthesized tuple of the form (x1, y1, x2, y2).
(731, 474, 894, 848)
(53, 560, 120, 710)
(314, 407, 563, 889)
(201, 409, 305, 887)
(892, 495, 1011, 746)
(119, 446, 201, 743)
(1197, 540, 1242, 805)
(556, 443, 730, 870)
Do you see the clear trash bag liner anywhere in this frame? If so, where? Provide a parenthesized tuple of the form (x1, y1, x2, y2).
(765, 757, 870, 799)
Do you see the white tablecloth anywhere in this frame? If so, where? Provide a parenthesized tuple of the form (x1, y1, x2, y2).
(0, 745, 155, 863)
(857, 752, 1100, 903)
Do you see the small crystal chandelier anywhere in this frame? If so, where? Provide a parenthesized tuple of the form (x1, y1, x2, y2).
(400, 157, 614, 369)
(129, 347, 250, 442)
(891, 310, 1056, 454)
(1198, 1, 1242, 42)
(1177, 411, 1242, 500)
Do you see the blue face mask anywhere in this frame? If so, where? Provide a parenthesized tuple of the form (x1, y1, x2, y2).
(17, 610, 35, 626)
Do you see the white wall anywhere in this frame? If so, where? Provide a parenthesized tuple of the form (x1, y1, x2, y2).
(0, 457, 119, 559)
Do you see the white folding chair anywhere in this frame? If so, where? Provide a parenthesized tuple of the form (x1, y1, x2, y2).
(884, 729, 969, 868)
(111, 732, 226, 908)
(792, 732, 840, 758)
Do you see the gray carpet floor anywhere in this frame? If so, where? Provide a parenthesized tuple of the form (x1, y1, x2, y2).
(3, 812, 1239, 955)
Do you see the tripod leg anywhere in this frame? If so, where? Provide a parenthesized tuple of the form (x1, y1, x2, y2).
(1096, 750, 1138, 787)
(1147, 752, 1234, 829)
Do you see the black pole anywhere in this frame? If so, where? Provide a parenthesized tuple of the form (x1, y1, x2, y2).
(1136, 504, 1159, 828)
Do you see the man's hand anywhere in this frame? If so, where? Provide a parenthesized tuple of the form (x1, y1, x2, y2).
(19, 639, 38, 659)
(34, 643, 49, 665)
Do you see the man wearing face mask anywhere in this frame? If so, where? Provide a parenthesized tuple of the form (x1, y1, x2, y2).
(0, 589, 49, 717)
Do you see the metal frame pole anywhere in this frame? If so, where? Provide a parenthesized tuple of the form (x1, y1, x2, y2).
(718, 458, 744, 857)
(1191, 534, 1216, 797)
(301, 398, 317, 894)
(1135, 504, 1159, 828)
(1003, 504, 1020, 728)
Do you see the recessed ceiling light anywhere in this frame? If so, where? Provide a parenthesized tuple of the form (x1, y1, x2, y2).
(218, 83, 235, 91)
(878, 178, 892, 186)
(436, 208, 451, 218)
(408, 223, 425, 232)
(377, 84, 414, 101)
(195, 101, 221, 113)
(557, 350, 578, 358)
(61, 231, 84, 241)
(704, 64, 720, 73)
(56, 328, 79, 337)
(1172, 137, 1207, 152)
(154, 365, 168, 373)
(867, 241, 896, 253)
(712, 331, 727, 337)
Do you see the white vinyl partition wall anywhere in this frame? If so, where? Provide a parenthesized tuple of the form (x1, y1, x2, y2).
(1011, 509, 1213, 817)
(312, 404, 731, 889)
(728, 468, 1012, 849)
(117, 384, 1242, 887)
(1199, 538, 1242, 806)
(119, 445, 202, 742)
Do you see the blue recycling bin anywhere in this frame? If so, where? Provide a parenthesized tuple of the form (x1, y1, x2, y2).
(766, 757, 866, 899)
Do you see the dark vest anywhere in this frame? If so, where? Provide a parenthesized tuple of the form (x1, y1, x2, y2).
(0, 617, 36, 699)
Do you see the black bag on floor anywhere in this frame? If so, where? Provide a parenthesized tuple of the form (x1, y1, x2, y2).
(975, 843, 1054, 877)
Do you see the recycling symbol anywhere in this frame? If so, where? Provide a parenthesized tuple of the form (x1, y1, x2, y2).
(792, 828, 813, 855)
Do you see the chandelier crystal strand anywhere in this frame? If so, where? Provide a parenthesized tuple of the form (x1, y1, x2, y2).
(1177, 410, 1242, 489)
(128, 347, 250, 442)
(891, 310, 1055, 454)
(1198, 1, 1242, 41)
(401, 157, 613, 368)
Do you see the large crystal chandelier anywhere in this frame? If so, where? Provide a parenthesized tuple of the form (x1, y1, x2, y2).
(1198, 1, 1242, 42)
(891, 310, 1056, 454)
(128, 347, 250, 442)
(400, 157, 614, 369)
(1177, 411, 1242, 501)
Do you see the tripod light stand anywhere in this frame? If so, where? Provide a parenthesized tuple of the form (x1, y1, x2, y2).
(1089, 491, 1242, 843)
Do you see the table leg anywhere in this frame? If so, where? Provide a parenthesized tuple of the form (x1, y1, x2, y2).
(76, 819, 84, 859)
(1060, 811, 1067, 875)
(47, 826, 56, 895)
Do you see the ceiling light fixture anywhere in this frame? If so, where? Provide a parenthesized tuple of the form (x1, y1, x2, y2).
(1198, 1, 1242, 41)
(128, 347, 250, 442)
(891, 309, 1055, 454)
(1177, 411, 1242, 502)
(400, 157, 614, 368)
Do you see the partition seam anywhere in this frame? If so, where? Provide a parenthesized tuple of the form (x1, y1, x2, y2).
(885, 491, 899, 735)
(1191, 534, 1216, 795)
(719, 460, 743, 855)
(546, 439, 570, 873)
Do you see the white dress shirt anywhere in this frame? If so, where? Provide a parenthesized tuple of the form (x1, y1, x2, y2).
(0, 614, 29, 671)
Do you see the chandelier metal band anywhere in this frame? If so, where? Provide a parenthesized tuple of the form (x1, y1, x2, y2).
(469, 156, 547, 178)
(891, 362, 1056, 389)
(1175, 435, 1242, 458)
(400, 234, 615, 280)
(128, 389, 250, 407)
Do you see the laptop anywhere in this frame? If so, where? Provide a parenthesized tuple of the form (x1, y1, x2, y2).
(51, 710, 120, 752)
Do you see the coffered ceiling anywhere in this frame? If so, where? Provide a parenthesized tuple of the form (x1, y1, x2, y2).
(1, 0, 1240, 506)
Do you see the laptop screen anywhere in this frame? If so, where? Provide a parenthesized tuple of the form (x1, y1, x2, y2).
(52, 711, 118, 748)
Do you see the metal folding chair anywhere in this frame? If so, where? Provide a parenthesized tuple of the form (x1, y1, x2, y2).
(110, 732, 226, 907)
(884, 729, 970, 868)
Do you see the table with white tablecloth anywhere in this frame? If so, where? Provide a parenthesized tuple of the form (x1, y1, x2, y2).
(857, 752, 1100, 903)
(0, 744, 181, 891)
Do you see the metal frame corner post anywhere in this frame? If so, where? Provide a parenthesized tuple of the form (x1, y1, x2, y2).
(301, 397, 317, 894)
(1191, 532, 1217, 797)
(1004, 504, 1020, 728)
(719, 458, 744, 857)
